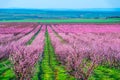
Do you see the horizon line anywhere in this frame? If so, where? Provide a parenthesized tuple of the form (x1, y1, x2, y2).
(0, 8, 120, 11)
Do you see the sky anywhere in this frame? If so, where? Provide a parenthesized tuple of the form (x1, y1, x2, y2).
(0, 0, 120, 9)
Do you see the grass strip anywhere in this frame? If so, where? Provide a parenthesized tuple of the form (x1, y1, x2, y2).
(35, 30, 75, 80)
(0, 18, 120, 23)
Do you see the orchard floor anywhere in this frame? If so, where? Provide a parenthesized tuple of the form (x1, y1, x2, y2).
(0, 23, 120, 80)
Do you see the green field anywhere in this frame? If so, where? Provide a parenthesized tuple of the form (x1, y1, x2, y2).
(0, 18, 120, 23)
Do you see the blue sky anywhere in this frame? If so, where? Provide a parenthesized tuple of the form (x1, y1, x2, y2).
(0, 0, 120, 9)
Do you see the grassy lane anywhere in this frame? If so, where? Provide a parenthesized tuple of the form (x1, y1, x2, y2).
(36, 30, 75, 80)
(0, 25, 42, 80)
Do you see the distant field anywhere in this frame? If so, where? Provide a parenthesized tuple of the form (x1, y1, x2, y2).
(0, 18, 120, 23)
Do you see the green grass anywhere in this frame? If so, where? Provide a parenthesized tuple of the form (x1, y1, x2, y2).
(89, 66, 120, 80)
(0, 59, 16, 80)
(0, 18, 120, 23)
(34, 31, 75, 80)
